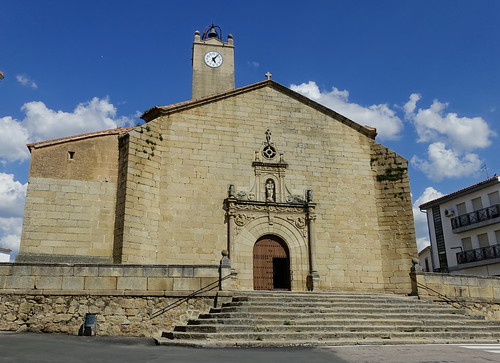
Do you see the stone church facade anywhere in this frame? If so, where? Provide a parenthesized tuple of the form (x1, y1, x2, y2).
(17, 27, 417, 294)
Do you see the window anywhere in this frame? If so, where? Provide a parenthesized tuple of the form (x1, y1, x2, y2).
(472, 197, 483, 211)
(461, 237, 472, 251)
(68, 151, 75, 160)
(488, 191, 500, 206)
(456, 202, 467, 216)
(495, 230, 500, 244)
(477, 233, 489, 248)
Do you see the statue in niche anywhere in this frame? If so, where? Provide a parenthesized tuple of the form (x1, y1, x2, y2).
(265, 179, 276, 202)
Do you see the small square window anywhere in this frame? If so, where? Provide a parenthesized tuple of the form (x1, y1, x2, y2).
(68, 151, 75, 160)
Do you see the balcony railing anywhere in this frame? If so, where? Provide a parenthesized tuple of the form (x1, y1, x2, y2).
(451, 204, 500, 231)
(456, 244, 500, 265)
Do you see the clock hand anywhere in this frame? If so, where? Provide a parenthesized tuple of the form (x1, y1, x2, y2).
(212, 54, 219, 62)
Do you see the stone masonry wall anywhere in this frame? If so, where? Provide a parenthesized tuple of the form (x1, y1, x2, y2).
(0, 293, 213, 337)
(0, 263, 225, 293)
(0, 263, 228, 336)
(19, 135, 120, 263)
(415, 272, 500, 321)
(118, 85, 415, 293)
(371, 144, 417, 293)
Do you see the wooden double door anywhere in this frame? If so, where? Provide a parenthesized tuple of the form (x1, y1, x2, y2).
(253, 236, 291, 290)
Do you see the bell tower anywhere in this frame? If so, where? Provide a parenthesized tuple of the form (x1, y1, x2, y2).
(191, 25, 235, 99)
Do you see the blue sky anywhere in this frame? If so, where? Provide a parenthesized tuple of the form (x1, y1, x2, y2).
(1, 0, 499, 258)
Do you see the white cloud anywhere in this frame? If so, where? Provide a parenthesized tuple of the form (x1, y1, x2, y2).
(0, 97, 135, 163)
(0, 116, 30, 162)
(411, 142, 482, 182)
(16, 74, 38, 89)
(412, 187, 444, 252)
(0, 218, 23, 260)
(247, 61, 260, 68)
(405, 93, 495, 181)
(290, 81, 403, 140)
(0, 173, 27, 218)
(0, 173, 27, 260)
(406, 95, 495, 151)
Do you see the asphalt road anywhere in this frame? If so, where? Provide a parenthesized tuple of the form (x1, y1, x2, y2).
(1, 332, 499, 363)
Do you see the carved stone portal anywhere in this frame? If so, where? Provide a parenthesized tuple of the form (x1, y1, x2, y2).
(224, 130, 319, 290)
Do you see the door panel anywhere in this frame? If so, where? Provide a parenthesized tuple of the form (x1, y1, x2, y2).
(253, 237, 290, 290)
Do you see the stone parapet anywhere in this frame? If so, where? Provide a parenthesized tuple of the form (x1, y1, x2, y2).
(413, 272, 500, 320)
(0, 263, 225, 294)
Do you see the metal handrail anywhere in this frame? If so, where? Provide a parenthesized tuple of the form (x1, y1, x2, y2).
(410, 273, 470, 310)
(150, 273, 232, 319)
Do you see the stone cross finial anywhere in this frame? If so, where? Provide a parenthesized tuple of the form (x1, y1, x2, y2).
(265, 72, 272, 80)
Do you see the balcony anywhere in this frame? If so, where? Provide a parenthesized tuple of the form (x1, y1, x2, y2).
(451, 204, 500, 233)
(456, 244, 500, 265)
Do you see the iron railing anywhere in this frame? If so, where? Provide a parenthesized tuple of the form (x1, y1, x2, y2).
(456, 244, 500, 265)
(150, 273, 232, 319)
(451, 204, 500, 230)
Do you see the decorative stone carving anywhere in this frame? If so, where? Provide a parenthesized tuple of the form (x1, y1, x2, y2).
(234, 214, 247, 226)
(286, 194, 305, 204)
(265, 179, 276, 202)
(236, 191, 247, 200)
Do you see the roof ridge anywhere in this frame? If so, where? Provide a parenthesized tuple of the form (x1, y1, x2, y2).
(141, 80, 377, 139)
(27, 126, 135, 150)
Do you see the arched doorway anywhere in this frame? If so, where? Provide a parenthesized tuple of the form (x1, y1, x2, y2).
(253, 235, 291, 290)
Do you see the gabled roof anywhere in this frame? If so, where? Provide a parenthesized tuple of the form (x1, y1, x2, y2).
(419, 175, 500, 210)
(141, 80, 377, 139)
(27, 127, 134, 151)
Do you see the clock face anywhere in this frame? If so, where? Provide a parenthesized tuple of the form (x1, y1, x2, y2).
(204, 51, 223, 68)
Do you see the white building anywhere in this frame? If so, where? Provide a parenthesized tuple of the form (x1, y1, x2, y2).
(419, 175, 500, 276)
(418, 246, 433, 272)
(0, 247, 11, 263)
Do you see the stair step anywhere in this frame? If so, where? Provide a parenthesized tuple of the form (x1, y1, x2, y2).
(199, 312, 479, 321)
(155, 336, 500, 348)
(164, 330, 499, 341)
(215, 306, 464, 314)
(188, 318, 496, 327)
(160, 291, 500, 347)
(175, 324, 500, 333)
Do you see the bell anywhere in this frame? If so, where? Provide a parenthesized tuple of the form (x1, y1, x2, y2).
(207, 27, 218, 38)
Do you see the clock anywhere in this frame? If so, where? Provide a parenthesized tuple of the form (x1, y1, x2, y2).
(204, 51, 223, 68)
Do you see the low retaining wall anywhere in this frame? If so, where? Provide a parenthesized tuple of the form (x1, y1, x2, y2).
(0, 262, 233, 337)
(0, 293, 214, 337)
(0, 263, 227, 293)
(413, 272, 500, 320)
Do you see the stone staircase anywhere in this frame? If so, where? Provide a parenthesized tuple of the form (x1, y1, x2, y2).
(156, 291, 500, 347)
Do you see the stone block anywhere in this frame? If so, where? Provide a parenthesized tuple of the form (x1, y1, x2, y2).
(98, 266, 124, 277)
(62, 276, 85, 290)
(35, 276, 63, 290)
(73, 265, 99, 277)
(168, 266, 194, 278)
(469, 286, 493, 299)
(117, 277, 147, 291)
(32, 265, 73, 276)
(147, 278, 174, 291)
(193, 266, 219, 278)
(122, 266, 145, 277)
(172, 277, 201, 291)
(10, 265, 32, 276)
(0, 264, 12, 276)
(143, 266, 169, 278)
(84, 276, 117, 290)
(5, 275, 35, 289)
